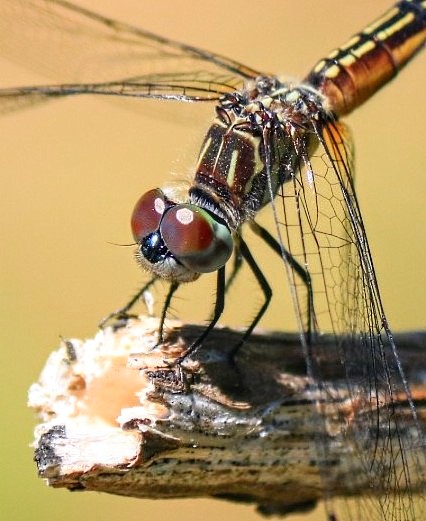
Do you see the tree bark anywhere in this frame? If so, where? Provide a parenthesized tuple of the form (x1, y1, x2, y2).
(28, 317, 426, 516)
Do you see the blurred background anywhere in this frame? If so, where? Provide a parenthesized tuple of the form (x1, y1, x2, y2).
(0, 1, 424, 520)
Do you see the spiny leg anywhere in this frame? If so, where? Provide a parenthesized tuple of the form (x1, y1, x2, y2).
(250, 221, 314, 343)
(99, 276, 157, 328)
(228, 237, 272, 358)
(102, 276, 179, 351)
(175, 266, 226, 365)
(158, 248, 241, 348)
(225, 246, 243, 294)
(157, 280, 180, 344)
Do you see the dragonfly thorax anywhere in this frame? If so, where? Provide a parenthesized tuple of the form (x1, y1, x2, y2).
(131, 79, 326, 283)
(189, 78, 325, 228)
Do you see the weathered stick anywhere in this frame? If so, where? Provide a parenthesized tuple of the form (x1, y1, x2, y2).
(28, 317, 426, 516)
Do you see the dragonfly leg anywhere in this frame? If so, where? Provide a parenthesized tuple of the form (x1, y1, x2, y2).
(225, 246, 243, 294)
(228, 237, 272, 358)
(157, 280, 180, 344)
(99, 276, 157, 329)
(174, 266, 226, 365)
(250, 221, 314, 342)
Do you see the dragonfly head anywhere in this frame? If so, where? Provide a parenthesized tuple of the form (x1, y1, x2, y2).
(131, 188, 233, 282)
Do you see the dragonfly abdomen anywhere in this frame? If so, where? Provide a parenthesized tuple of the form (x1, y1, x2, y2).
(306, 0, 425, 116)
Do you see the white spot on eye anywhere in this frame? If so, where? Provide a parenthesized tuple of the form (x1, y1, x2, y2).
(176, 208, 194, 224)
(154, 197, 165, 214)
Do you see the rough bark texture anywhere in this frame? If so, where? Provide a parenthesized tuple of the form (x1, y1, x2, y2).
(28, 317, 426, 516)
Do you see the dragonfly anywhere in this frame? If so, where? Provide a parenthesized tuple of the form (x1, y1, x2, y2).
(0, 1, 425, 520)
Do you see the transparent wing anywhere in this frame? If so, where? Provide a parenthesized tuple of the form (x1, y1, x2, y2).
(0, 0, 259, 112)
(274, 118, 426, 520)
(0, 72, 246, 115)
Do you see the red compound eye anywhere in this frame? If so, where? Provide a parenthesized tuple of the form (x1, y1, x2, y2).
(131, 188, 167, 242)
(160, 204, 233, 273)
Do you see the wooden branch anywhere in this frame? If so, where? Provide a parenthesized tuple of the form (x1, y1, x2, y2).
(28, 317, 426, 516)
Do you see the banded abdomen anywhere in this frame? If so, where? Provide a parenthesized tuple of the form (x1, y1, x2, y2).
(306, 0, 425, 116)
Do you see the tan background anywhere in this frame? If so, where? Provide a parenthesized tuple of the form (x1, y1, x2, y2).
(0, 1, 424, 520)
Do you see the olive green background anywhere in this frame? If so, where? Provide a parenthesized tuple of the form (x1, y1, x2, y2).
(0, 1, 424, 520)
